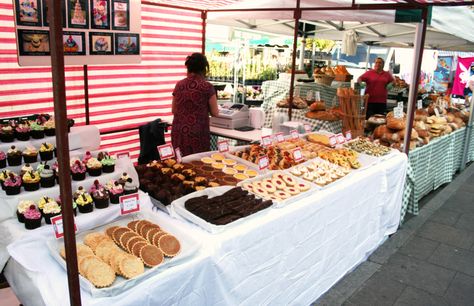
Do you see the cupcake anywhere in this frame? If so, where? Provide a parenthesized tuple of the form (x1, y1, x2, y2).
(38, 196, 54, 215)
(42, 200, 61, 224)
(40, 165, 55, 188)
(70, 159, 86, 181)
(0, 151, 6, 168)
(39, 143, 54, 161)
(75, 193, 94, 213)
(123, 178, 138, 195)
(24, 205, 42, 230)
(4, 173, 21, 195)
(92, 188, 109, 209)
(22, 171, 40, 191)
(0, 170, 12, 189)
(0, 125, 14, 142)
(22, 146, 38, 163)
(73, 186, 86, 200)
(17, 200, 35, 223)
(29, 121, 45, 139)
(89, 180, 103, 194)
(43, 118, 55, 136)
(7, 146, 22, 166)
(98, 152, 115, 173)
(51, 161, 59, 183)
(82, 151, 93, 165)
(118, 172, 130, 186)
(20, 163, 34, 176)
(106, 181, 124, 204)
(86, 158, 102, 176)
(15, 123, 30, 141)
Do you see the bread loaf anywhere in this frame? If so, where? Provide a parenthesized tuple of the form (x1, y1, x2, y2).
(387, 116, 406, 131)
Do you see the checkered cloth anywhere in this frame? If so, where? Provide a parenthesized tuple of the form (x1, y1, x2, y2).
(468, 126, 474, 162)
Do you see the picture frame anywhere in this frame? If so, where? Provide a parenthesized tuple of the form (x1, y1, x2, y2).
(43, 0, 66, 27)
(63, 31, 86, 55)
(90, 0, 110, 30)
(68, 0, 89, 29)
(115, 33, 139, 55)
(112, 0, 129, 31)
(89, 32, 114, 55)
(15, 0, 42, 27)
(17, 29, 50, 56)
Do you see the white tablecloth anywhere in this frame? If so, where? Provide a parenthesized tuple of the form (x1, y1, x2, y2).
(5, 153, 407, 305)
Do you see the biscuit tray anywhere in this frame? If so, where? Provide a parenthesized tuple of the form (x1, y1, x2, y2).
(170, 185, 273, 234)
(182, 149, 261, 173)
(237, 170, 315, 209)
(343, 138, 400, 163)
(46, 212, 200, 298)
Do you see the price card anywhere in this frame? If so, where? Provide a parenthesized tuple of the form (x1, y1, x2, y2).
(51, 215, 77, 239)
(157, 144, 175, 160)
(345, 130, 352, 141)
(336, 133, 345, 144)
(394, 106, 403, 119)
(261, 135, 272, 147)
(292, 147, 304, 162)
(275, 132, 284, 143)
(434, 108, 440, 117)
(175, 147, 182, 163)
(217, 140, 229, 153)
(120, 193, 140, 215)
(397, 101, 404, 109)
(417, 100, 423, 110)
(116, 152, 130, 159)
(304, 124, 312, 133)
(329, 135, 337, 147)
(258, 156, 269, 170)
(290, 129, 299, 140)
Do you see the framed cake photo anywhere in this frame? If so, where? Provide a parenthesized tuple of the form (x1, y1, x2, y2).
(89, 32, 113, 55)
(68, 0, 89, 29)
(43, 0, 66, 27)
(115, 33, 139, 55)
(15, 0, 42, 27)
(112, 0, 129, 31)
(91, 0, 110, 30)
(63, 31, 85, 55)
(17, 29, 50, 56)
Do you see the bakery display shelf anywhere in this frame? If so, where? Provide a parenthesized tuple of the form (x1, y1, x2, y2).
(46, 212, 200, 298)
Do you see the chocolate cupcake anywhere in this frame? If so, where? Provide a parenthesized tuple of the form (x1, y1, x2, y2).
(0, 151, 6, 169)
(123, 178, 138, 195)
(86, 157, 102, 176)
(22, 146, 38, 163)
(43, 118, 55, 136)
(42, 200, 61, 224)
(17, 200, 35, 223)
(22, 171, 40, 191)
(92, 188, 109, 209)
(70, 159, 86, 181)
(15, 123, 30, 141)
(24, 205, 42, 230)
(29, 121, 45, 139)
(40, 165, 55, 188)
(39, 143, 54, 161)
(4, 173, 21, 195)
(7, 146, 22, 166)
(1, 125, 14, 142)
(75, 193, 94, 213)
(106, 181, 124, 204)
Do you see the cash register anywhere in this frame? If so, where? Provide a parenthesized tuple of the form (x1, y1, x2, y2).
(210, 103, 250, 129)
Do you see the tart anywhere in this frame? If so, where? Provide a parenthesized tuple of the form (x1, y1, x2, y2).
(211, 162, 225, 170)
(158, 234, 181, 257)
(222, 158, 236, 166)
(271, 178, 286, 190)
(244, 169, 258, 177)
(211, 153, 225, 161)
(201, 157, 214, 164)
(139, 245, 164, 267)
(261, 181, 276, 193)
(233, 164, 247, 172)
(233, 173, 249, 181)
(223, 167, 237, 175)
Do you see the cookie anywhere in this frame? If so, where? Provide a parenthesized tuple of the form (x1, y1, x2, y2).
(86, 260, 116, 288)
(261, 180, 276, 194)
(126, 220, 140, 231)
(79, 255, 101, 276)
(297, 182, 311, 192)
(131, 241, 148, 258)
(95, 240, 118, 263)
(135, 220, 151, 236)
(84, 232, 109, 252)
(60, 244, 93, 260)
(110, 251, 130, 275)
(119, 231, 139, 250)
(119, 256, 145, 279)
(139, 245, 164, 267)
(127, 236, 146, 253)
(158, 234, 181, 257)
(111, 227, 131, 245)
(140, 223, 156, 238)
(105, 226, 119, 238)
(146, 228, 161, 243)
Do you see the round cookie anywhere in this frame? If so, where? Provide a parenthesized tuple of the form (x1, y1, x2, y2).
(152, 231, 167, 247)
(139, 245, 164, 267)
(157, 234, 181, 257)
(261, 180, 276, 194)
(119, 231, 139, 250)
(119, 256, 145, 279)
(127, 236, 147, 253)
(86, 260, 116, 288)
(105, 226, 119, 239)
(271, 178, 286, 190)
(131, 241, 148, 258)
(111, 227, 131, 245)
(126, 220, 140, 231)
(84, 232, 109, 252)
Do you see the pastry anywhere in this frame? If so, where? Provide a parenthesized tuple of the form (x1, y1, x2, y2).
(211, 153, 225, 161)
(201, 157, 214, 164)
(222, 159, 236, 166)
(233, 164, 247, 172)
(223, 167, 237, 175)
(244, 169, 258, 177)
(211, 162, 225, 170)
(233, 173, 248, 181)
(85, 260, 116, 288)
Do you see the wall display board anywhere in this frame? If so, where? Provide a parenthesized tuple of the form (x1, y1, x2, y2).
(13, 0, 141, 66)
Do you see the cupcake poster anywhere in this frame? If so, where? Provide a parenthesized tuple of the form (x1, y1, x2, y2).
(63, 31, 85, 55)
(89, 32, 113, 55)
(15, 0, 42, 27)
(17, 29, 50, 56)
(112, 0, 129, 31)
(68, 0, 89, 29)
(42, 0, 66, 27)
(115, 33, 139, 55)
(91, 0, 110, 30)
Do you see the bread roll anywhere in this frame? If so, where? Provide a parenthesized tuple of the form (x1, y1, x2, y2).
(387, 116, 406, 131)
(373, 125, 388, 139)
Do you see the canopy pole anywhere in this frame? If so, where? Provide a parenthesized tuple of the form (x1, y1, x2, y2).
(288, 0, 301, 122)
(48, 1, 81, 305)
(201, 11, 207, 54)
(403, 8, 428, 155)
(460, 83, 474, 171)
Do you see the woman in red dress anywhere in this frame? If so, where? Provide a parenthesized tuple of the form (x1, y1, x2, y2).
(172, 53, 219, 156)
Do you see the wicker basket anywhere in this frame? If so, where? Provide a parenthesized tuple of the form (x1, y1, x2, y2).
(338, 93, 369, 137)
(313, 74, 335, 86)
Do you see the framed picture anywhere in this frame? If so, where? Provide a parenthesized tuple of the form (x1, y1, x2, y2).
(15, 0, 42, 26)
(89, 32, 113, 55)
(91, 0, 110, 30)
(115, 33, 139, 55)
(63, 31, 85, 55)
(112, 0, 129, 31)
(17, 29, 50, 56)
(43, 0, 66, 27)
(68, 0, 89, 29)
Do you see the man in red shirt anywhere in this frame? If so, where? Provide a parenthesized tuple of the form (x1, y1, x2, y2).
(358, 57, 394, 118)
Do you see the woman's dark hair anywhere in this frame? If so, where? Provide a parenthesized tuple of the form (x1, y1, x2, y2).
(185, 53, 209, 76)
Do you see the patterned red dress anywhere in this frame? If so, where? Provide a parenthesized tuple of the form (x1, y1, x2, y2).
(171, 75, 216, 157)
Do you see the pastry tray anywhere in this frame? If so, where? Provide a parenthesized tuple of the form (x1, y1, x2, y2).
(46, 212, 200, 298)
(237, 171, 315, 209)
(170, 186, 273, 234)
(182, 150, 261, 174)
(148, 195, 173, 215)
(343, 139, 400, 164)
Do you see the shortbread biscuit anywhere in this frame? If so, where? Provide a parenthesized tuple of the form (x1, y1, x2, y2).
(84, 232, 109, 252)
(86, 260, 116, 288)
(119, 256, 145, 279)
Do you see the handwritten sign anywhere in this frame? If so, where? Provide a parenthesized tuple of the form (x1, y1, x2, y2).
(417, 100, 423, 110)
(116, 152, 130, 159)
(290, 129, 299, 140)
(275, 132, 284, 143)
(345, 130, 352, 141)
(157, 144, 175, 160)
(329, 135, 337, 147)
(261, 135, 272, 147)
(175, 147, 182, 163)
(304, 124, 312, 133)
(258, 156, 269, 170)
(217, 140, 229, 153)
(336, 133, 345, 144)
(397, 101, 404, 109)
(434, 108, 440, 117)
(394, 106, 403, 119)
(51, 215, 77, 239)
(292, 147, 303, 162)
(120, 193, 140, 215)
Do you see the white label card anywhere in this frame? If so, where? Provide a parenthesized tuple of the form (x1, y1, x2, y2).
(275, 133, 284, 143)
(157, 144, 175, 160)
(434, 108, 440, 117)
(290, 129, 299, 139)
(261, 135, 272, 147)
(336, 133, 345, 144)
(258, 156, 269, 170)
(329, 135, 337, 147)
(417, 100, 423, 110)
(217, 140, 229, 153)
(120, 194, 140, 215)
(397, 102, 404, 109)
(51, 215, 77, 239)
(304, 124, 312, 133)
(175, 147, 182, 163)
(394, 106, 403, 119)
(116, 152, 130, 159)
(292, 147, 303, 162)
(345, 130, 352, 141)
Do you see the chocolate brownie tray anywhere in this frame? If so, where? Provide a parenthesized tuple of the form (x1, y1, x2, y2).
(46, 213, 199, 297)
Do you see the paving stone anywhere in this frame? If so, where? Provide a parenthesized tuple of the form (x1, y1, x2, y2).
(429, 209, 461, 226)
(454, 212, 474, 233)
(398, 236, 439, 260)
(444, 273, 474, 306)
(369, 229, 412, 264)
(416, 221, 474, 250)
(443, 191, 474, 214)
(393, 286, 448, 306)
(457, 183, 474, 194)
(378, 253, 455, 295)
(428, 244, 474, 277)
(345, 272, 405, 306)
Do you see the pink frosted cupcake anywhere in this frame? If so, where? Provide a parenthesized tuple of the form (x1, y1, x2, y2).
(0, 151, 6, 169)
(4, 173, 21, 195)
(106, 180, 124, 204)
(24, 205, 42, 230)
(70, 158, 86, 181)
(82, 151, 93, 164)
(89, 179, 104, 193)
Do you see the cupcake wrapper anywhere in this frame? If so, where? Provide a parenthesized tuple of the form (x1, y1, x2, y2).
(5, 185, 21, 195)
(40, 177, 55, 188)
(16, 210, 25, 223)
(102, 164, 115, 173)
(71, 171, 86, 181)
(109, 192, 123, 204)
(24, 217, 42, 230)
(31, 130, 45, 139)
(78, 204, 93, 214)
(87, 167, 102, 177)
(44, 128, 55, 136)
(16, 133, 30, 141)
(1, 134, 14, 143)
(23, 182, 40, 192)
(23, 154, 38, 163)
(0, 159, 6, 169)
(44, 212, 60, 224)
(94, 198, 109, 209)
(124, 188, 138, 195)
(7, 155, 22, 166)
(39, 151, 53, 161)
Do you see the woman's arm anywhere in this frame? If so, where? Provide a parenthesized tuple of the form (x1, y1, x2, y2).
(171, 96, 177, 115)
(209, 94, 219, 117)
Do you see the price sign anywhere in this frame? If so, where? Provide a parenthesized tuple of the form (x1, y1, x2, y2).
(261, 135, 272, 147)
(329, 135, 337, 147)
(394, 106, 403, 119)
(336, 133, 345, 144)
(217, 140, 229, 153)
(290, 129, 299, 140)
(157, 144, 175, 160)
(116, 151, 130, 159)
(304, 124, 312, 133)
(292, 147, 304, 162)
(345, 130, 352, 141)
(397, 101, 404, 109)
(258, 156, 269, 170)
(275, 132, 284, 143)
(417, 100, 423, 110)
(175, 147, 182, 163)
(434, 108, 440, 117)
(51, 215, 77, 239)
(120, 193, 140, 215)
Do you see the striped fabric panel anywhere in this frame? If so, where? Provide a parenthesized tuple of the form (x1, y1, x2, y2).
(144, 0, 240, 10)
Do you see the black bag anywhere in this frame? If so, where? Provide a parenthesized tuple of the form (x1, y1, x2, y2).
(138, 119, 169, 164)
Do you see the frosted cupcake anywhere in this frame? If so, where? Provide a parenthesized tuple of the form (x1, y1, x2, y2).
(73, 186, 86, 201)
(86, 158, 102, 176)
(75, 193, 94, 214)
(82, 151, 93, 164)
(40, 165, 55, 188)
(43, 118, 55, 136)
(0, 151, 5, 169)
(0, 170, 12, 189)
(89, 180, 104, 193)
(17, 200, 35, 223)
(70, 158, 86, 181)
(1, 125, 14, 143)
(24, 205, 42, 230)
(22, 171, 40, 191)
(4, 173, 22, 195)
(30, 121, 45, 139)
(7, 145, 22, 166)
(39, 143, 54, 161)
(42, 200, 61, 224)
(15, 123, 30, 141)
(106, 180, 124, 204)
(92, 188, 109, 209)
(20, 163, 34, 176)
(117, 172, 130, 186)
(123, 178, 138, 195)
(22, 146, 38, 163)
(99, 152, 115, 173)
(38, 196, 54, 214)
